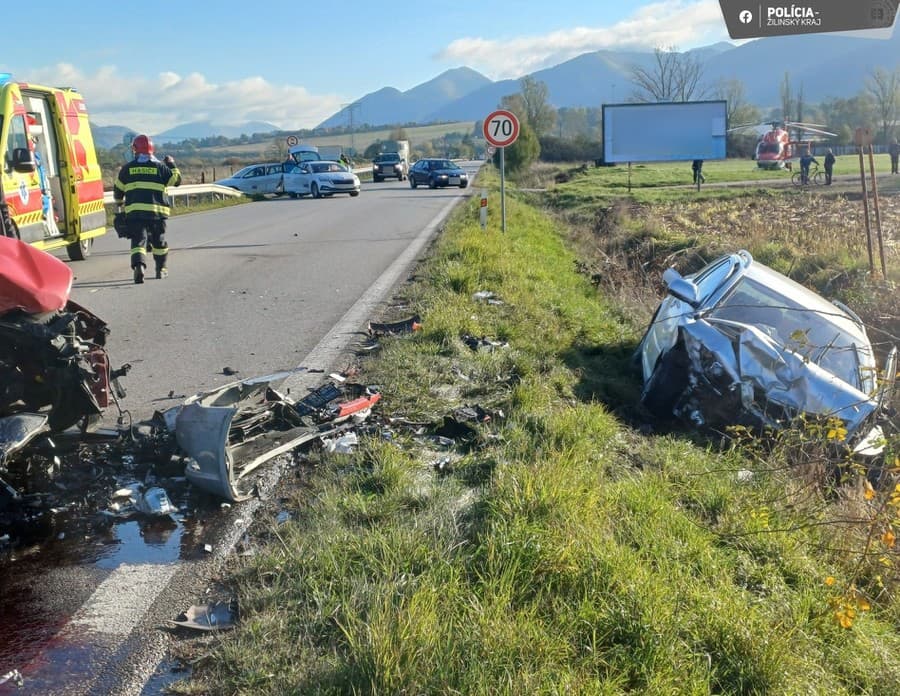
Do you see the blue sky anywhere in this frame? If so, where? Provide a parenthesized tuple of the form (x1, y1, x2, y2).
(2, 1, 738, 132)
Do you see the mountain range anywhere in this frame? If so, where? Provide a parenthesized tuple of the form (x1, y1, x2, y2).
(326, 31, 900, 131)
(92, 120, 281, 150)
(91, 31, 900, 148)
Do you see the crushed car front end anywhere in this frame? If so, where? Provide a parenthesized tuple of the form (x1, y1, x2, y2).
(637, 250, 895, 453)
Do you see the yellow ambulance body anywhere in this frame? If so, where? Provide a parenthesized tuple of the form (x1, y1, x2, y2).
(0, 73, 106, 260)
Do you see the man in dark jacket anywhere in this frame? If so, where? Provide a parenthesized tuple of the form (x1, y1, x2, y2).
(691, 159, 704, 185)
(799, 148, 819, 185)
(114, 134, 182, 284)
(890, 139, 900, 175)
(824, 149, 836, 185)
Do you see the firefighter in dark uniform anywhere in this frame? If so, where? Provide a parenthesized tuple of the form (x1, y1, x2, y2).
(114, 134, 182, 284)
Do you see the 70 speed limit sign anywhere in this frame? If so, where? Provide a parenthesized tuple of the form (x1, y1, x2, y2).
(483, 109, 520, 148)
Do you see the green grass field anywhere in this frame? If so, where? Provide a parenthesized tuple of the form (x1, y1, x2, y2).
(536, 153, 900, 208)
(170, 163, 900, 695)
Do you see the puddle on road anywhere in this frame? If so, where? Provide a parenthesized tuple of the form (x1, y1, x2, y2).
(0, 441, 228, 676)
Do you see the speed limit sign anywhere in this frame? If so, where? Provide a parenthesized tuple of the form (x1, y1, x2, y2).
(286, 135, 299, 146)
(483, 110, 520, 148)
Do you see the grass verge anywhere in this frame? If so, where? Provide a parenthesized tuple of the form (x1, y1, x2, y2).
(171, 166, 900, 695)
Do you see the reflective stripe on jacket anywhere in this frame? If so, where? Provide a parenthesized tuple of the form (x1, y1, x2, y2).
(113, 157, 182, 219)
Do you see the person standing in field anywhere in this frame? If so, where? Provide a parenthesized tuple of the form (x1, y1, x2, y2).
(890, 138, 900, 174)
(691, 159, 704, 185)
(824, 149, 836, 185)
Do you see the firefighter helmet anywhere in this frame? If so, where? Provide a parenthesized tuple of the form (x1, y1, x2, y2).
(131, 134, 154, 155)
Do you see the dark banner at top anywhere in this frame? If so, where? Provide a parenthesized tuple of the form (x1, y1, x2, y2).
(718, 0, 897, 38)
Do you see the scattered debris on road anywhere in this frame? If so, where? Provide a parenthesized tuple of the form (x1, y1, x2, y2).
(165, 371, 382, 501)
(168, 602, 236, 632)
(0, 668, 23, 687)
(367, 314, 422, 336)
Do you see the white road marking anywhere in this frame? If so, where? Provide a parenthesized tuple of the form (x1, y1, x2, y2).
(67, 563, 178, 636)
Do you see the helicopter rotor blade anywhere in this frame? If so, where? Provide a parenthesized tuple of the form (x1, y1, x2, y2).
(727, 122, 772, 135)
(786, 121, 837, 137)
(795, 125, 837, 137)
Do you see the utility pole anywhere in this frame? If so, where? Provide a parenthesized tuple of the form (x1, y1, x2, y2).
(341, 103, 361, 155)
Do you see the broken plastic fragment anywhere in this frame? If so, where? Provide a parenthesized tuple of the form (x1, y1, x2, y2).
(368, 314, 422, 336)
(136, 486, 177, 516)
(473, 290, 504, 305)
(0, 669, 23, 687)
(322, 432, 358, 453)
(462, 335, 508, 352)
(168, 602, 236, 632)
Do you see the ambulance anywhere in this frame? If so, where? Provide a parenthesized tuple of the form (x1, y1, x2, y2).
(0, 73, 106, 260)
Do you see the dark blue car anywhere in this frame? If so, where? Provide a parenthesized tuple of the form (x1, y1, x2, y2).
(408, 158, 468, 189)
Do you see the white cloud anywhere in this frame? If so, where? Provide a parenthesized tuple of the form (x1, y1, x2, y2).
(437, 0, 728, 79)
(26, 63, 344, 134)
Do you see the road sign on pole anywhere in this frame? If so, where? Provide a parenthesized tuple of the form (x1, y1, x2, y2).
(483, 110, 519, 233)
(482, 110, 520, 148)
(286, 135, 299, 147)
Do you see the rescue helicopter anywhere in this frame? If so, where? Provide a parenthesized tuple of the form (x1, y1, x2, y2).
(728, 120, 836, 170)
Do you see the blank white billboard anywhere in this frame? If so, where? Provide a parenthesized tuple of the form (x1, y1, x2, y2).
(602, 101, 727, 163)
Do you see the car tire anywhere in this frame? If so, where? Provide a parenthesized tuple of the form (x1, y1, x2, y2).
(459, 182, 468, 189)
(374, 176, 382, 183)
(67, 237, 92, 261)
(311, 183, 320, 199)
(428, 177, 437, 189)
(640, 342, 691, 419)
(350, 191, 360, 197)
(410, 177, 417, 189)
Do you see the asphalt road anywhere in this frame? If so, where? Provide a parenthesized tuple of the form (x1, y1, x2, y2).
(71, 177, 474, 424)
(0, 168, 479, 695)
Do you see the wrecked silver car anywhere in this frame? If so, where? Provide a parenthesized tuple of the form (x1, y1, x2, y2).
(636, 250, 896, 453)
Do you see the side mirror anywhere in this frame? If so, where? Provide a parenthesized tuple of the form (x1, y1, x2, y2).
(12, 147, 35, 173)
(663, 267, 700, 307)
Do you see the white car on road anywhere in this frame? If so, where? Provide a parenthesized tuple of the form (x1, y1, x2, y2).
(215, 163, 286, 196)
(283, 160, 361, 198)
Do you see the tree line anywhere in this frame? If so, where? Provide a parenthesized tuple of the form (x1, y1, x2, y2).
(494, 47, 899, 173)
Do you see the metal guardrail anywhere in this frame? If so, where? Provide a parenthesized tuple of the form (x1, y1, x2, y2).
(102, 183, 245, 206)
(101, 171, 377, 206)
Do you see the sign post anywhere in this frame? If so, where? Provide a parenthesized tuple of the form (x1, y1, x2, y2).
(479, 189, 488, 230)
(482, 109, 520, 233)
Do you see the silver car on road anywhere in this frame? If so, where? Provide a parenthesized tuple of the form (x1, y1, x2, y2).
(215, 162, 286, 196)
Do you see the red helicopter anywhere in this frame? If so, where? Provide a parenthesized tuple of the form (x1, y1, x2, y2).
(729, 120, 836, 170)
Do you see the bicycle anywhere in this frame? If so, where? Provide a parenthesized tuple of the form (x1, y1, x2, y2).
(791, 164, 824, 186)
